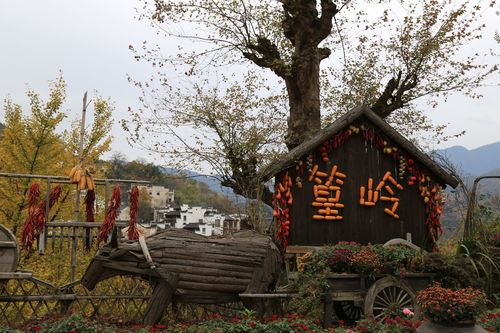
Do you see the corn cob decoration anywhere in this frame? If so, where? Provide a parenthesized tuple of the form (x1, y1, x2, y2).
(69, 165, 96, 191)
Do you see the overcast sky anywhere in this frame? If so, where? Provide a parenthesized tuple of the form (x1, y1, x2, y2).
(1, 0, 499, 167)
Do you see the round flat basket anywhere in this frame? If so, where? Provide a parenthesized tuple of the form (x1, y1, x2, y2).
(0, 224, 19, 272)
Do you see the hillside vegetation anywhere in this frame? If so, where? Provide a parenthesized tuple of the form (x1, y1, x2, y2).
(103, 156, 241, 214)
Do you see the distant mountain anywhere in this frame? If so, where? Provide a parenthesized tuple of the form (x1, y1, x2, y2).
(161, 167, 272, 213)
(437, 141, 500, 176)
(437, 142, 500, 238)
(161, 167, 237, 197)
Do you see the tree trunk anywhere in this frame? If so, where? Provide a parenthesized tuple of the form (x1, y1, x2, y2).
(285, 49, 322, 150)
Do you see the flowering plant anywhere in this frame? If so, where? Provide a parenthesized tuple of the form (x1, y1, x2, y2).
(327, 242, 361, 273)
(479, 311, 500, 332)
(347, 247, 382, 277)
(417, 283, 487, 324)
(402, 308, 414, 317)
(353, 317, 420, 333)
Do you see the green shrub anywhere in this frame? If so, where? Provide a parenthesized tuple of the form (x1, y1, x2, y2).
(24, 314, 97, 333)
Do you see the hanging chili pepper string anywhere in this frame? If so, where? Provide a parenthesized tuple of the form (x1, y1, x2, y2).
(84, 190, 96, 223)
(127, 186, 140, 241)
(84, 189, 96, 251)
(20, 183, 41, 249)
(20, 184, 61, 250)
(98, 185, 121, 243)
(33, 185, 62, 234)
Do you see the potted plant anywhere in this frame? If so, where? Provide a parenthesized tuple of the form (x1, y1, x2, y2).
(416, 283, 488, 332)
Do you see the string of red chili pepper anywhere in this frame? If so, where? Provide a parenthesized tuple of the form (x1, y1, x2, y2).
(20, 183, 41, 249)
(84, 189, 96, 251)
(85, 189, 96, 223)
(98, 185, 121, 243)
(20, 184, 62, 250)
(330, 130, 351, 150)
(127, 186, 140, 241)
(32, 185, 62, 235)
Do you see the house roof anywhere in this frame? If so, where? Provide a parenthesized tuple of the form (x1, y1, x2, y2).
(164, 211, 181, 217)
(183, 223, 200, 230)
(260, 105, 459, 188)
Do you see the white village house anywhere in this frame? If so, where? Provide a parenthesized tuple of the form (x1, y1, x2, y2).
(118, 185, 241, 236)
(153, 204, 242, 236)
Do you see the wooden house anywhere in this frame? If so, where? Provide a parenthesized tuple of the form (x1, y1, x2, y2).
(261, 105, 459, 250)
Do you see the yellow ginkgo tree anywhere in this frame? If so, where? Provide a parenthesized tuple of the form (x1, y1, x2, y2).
(0, 76, 114, 234)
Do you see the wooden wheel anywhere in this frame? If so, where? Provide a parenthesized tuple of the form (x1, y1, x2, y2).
(0, 224, 19, 272)
(334, 301, 363, 323)
(363, 276, 420, 322)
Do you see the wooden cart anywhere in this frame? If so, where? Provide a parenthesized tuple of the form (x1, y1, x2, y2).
(284, 241, 435, 327)
(322, 272, 436, 326)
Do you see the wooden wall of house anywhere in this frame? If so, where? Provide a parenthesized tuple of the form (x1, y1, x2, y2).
(279, 120, 436, 250)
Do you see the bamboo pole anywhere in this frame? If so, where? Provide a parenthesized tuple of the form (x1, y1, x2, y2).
(71, 92, 88, 282)
(38, 178, 51, 255)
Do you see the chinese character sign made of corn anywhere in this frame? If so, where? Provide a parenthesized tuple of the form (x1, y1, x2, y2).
(310, 164, 346, 221)
(359, 171, 403, 219)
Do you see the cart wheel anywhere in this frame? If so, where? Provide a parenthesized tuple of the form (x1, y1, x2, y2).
(363, 276, 420, 322)
(333, 301, 363, 324)
(0, 224, 19, 272)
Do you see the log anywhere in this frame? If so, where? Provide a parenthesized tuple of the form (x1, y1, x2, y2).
(176, 272, 251, 285)
(176, 281, 246, 293)
(153, 253, 261, 269)
(143, 277, 177, 325)
(153, 262, 254, 278)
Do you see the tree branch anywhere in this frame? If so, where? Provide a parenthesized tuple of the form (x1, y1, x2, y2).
(314, 0, 338, 44)
(243, 37, 290, 77)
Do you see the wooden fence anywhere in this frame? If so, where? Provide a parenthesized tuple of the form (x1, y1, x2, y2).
(0, 221, 246, 328)
(0, 273, 245, 328)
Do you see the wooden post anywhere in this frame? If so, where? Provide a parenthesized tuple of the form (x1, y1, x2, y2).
(70, 226, 78, 282)
(464, 176, 500, 240)
(104, 180, 109, 209)
(71, 92, 88, 282)
(39, 178, 51, 255)
(143, 277, 178, 325)
(322, 293, 333, 328)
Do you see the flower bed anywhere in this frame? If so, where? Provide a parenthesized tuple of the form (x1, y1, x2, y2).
(479, 311, 500, 332)
(1, 310, 498, 333)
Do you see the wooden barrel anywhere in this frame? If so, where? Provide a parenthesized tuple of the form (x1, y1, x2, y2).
(0, 224, 19, 272)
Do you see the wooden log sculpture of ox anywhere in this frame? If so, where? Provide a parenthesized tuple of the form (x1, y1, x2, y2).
(81, 228, 282, 325)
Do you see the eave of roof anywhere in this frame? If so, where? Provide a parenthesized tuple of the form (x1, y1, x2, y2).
(260, 105, 459, 188)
